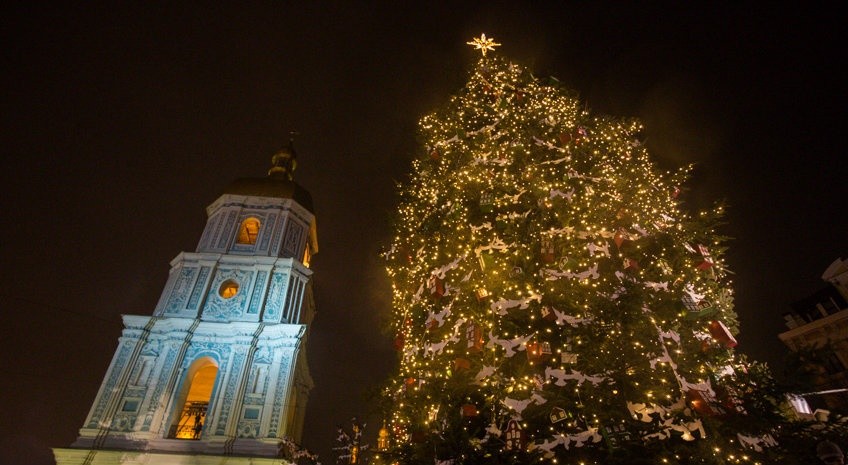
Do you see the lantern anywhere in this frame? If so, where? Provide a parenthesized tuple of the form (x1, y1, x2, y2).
(475, 288, 490, 302)
(540, 305, 556, 322)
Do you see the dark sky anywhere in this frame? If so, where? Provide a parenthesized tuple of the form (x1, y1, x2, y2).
(1, 3, 845, 465)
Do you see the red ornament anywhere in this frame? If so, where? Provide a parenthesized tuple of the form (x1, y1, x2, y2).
(686, 389, 726, 416)
(708, 320, 738, 348)
(695, 244, 714, 270)
(393, 334, 405, 351)
(454, 358, 471, 372)
(526, 341, 552, 364)
(428, 276, 445, 300)
(460, 404, 478, 417)
(466, 322, 484, 352)
(430, 149, 440, 160)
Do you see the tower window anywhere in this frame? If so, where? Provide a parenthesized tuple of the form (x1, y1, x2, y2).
(237, 218, 261, 245)
(219, 279, 239, 299)
(170, 361, 218, 440)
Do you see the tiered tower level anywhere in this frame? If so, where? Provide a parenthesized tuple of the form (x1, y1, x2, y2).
(55, 145, 317, 464)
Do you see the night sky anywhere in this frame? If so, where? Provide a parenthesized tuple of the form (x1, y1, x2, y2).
(1, 3, 845, 465)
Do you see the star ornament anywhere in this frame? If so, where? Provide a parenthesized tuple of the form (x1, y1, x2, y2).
(467, 33, 501, 57)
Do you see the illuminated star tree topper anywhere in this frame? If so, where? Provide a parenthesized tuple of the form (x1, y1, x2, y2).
(466, 33, 501, 56)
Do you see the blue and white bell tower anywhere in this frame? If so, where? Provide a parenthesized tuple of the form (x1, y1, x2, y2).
(55, 143, 318, 464)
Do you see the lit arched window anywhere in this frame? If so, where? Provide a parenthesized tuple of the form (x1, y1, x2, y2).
(237, 218, 261, 245)
(169, 358, 218, 440)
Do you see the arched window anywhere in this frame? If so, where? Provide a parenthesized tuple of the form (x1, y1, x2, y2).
(237, 218, 261, 245)
(169, 357, 218, 440)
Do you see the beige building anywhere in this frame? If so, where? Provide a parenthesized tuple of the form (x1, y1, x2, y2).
(779, 258, 848, 412)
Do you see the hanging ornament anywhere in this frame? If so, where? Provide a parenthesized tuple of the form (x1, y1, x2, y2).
(454, 358, 471, 372)
(695, 244, 714, 270)
(541, 237, 556, 264)
(428, 276, 445, 300)
(393, 334, 405, 351)
(601, 424, 633, 449)
(475, 288, 491, 302)
(561, 352, 579, 364)
(504, 419, 526, 450)
(716, 385, 747, 415)
(480, 191, 494, 214)
(623, 258, 639, 271)
(460, 404, 478, 418)
(526, 341, 552, 364)
(682, 293, 716, 320)
(708, 320, 738, 348)
(672, 186, 681, 199)
(574, 126, 588, 145)
(686, 389, 726, 416)
(550, 407, 570, 424)
(430, 148, 440, 160)
(466, 322, 484, 352)
(540, 305, 556, 322)
(510, 266, 523, 278)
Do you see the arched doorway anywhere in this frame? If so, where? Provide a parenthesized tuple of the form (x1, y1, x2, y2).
(169, 357, 218, 439)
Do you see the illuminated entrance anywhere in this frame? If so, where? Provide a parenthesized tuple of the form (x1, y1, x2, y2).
(170, 360, 218, 439)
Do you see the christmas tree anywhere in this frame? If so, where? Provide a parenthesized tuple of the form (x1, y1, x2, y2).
(378, 36, 845, 464)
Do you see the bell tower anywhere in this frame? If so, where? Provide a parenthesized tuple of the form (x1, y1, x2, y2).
(54, 142, 318, 464)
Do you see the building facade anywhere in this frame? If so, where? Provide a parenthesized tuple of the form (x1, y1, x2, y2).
(779, 258, 848, 412)
(54, 146, 317, 464)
